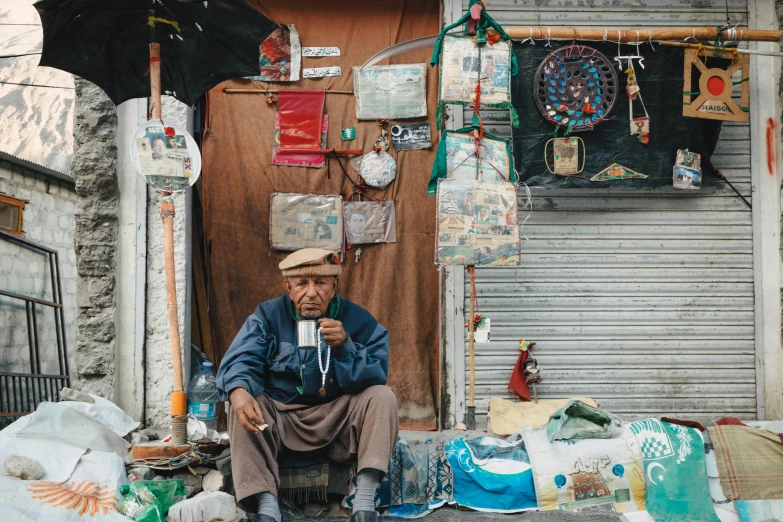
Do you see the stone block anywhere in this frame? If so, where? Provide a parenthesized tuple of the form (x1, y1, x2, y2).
(3, 455, 45, 480)
(202, 469, 224, 493)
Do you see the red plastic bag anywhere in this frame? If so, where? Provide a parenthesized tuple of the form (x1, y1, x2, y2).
(278, 90, 325, 150)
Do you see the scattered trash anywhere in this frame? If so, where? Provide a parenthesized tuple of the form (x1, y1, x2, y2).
(167, 491, 238, 522)
(3, 455, 45, 480)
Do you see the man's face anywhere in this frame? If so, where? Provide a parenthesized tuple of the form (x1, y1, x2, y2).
(348, 213, 366, 236)
(152, 139, 166, 156)
(284, 276, 338, 319)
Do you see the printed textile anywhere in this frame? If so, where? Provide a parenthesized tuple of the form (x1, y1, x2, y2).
(523, 426, 647, 514)
(702, 430, 740, 522)
(629, 419, 719, 522)
(706, 425, 783, 500)
(435, 179, 519, 266)
(445, 435, 537, 513)
(343, 439, 453, 518)
(735, 500, 783, 522)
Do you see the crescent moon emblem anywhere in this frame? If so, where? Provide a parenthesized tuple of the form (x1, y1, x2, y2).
(647, 462, 665, 485)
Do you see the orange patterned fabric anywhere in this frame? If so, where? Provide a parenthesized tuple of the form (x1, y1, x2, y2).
(27, 480, 117, 517)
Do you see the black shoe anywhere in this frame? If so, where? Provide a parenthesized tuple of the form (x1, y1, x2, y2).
(351, 511, 378, 522)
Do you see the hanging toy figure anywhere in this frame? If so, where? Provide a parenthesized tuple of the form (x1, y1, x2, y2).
(625, 58, 650, 143)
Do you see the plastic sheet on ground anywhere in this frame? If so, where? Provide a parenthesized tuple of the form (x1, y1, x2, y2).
(61, 394, 140, 437)
(445, 435, 537, 513)
(0, 414, 86, 482)
(17, 402, 130, 455)
(0, 449, 129, 521)
(524, 425, 647, 514)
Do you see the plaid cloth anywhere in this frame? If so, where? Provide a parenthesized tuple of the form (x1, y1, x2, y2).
(706, 425, 783, 500)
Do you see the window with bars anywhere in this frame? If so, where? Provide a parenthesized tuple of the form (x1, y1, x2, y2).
(0, 195, 24, 236)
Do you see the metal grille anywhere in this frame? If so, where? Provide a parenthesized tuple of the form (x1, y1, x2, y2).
(459, 0, 754, 422)
(0, 229, 70, 419)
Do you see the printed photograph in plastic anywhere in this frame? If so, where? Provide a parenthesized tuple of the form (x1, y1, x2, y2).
(436, 180, 519, 266)
(439, 35, 511, 107)
(445, 133, 510, 182)
(130, 119, 200, 192)
(270, 193, 343, 252)
(344, 201, 396, 245)
(353, 64, 428, 120)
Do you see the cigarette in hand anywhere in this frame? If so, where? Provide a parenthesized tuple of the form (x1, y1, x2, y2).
(252, 422, 268, 432)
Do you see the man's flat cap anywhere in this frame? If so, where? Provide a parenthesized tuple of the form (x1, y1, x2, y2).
(279, 248, 341, 278)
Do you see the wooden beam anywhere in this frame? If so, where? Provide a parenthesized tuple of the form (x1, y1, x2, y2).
(505, 26, 781, 43)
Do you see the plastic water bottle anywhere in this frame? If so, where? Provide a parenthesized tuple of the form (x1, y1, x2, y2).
(187, 360, 218, 430)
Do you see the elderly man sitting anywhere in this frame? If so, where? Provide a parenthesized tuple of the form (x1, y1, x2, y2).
(217, 248, 398, 522)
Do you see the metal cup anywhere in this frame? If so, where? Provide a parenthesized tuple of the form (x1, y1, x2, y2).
(297, 320, 318, 349)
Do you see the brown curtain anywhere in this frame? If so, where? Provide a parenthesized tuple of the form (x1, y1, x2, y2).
(202, 0, 441, 428)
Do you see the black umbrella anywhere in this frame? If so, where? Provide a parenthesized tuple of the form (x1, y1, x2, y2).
(34, 0, 280, 107)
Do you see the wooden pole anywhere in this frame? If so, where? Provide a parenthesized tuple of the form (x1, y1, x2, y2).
(224, 88, 354, 95)
(467, 266, 476, 407)
(150, 42, 187, 443)
(278, 148, 363, 155)
(505, 26, 781, 43)
(659, 40, 783, 58)
(150, 43, 162, 120)
(466, 266, 476, 430)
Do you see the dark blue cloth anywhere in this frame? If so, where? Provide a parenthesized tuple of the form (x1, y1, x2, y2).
(216, 294, 389, 404)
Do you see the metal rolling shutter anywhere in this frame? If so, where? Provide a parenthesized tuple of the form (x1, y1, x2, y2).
(462, 0, 756, 422)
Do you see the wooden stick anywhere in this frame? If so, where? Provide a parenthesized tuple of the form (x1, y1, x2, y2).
(224, 88, 354, 95)
(150, 43, 162, 120)
(278, 148, 363, 155)
(162, 209, 184, 396)
(660, 40, 783, 58)
(505, 26, 781, 43)
(533, 384, 538, 404)
(467, 266, 476, 408)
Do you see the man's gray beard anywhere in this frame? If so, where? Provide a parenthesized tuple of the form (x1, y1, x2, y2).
(300, 310, 323, 319)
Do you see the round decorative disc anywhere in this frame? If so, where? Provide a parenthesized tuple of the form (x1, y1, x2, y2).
(130, 119, 201, 192)
(533, 46, 618, 132)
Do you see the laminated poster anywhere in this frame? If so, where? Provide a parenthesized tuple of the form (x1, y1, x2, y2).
(353, 64, 428, 120)
(439, 35, 512, 108)
(130, 119, 201, 192)
(344, 201, 396, 245)
(269, 193, 343, 252)
(445, 133, 510, 182)
(436, 180, 519, 266)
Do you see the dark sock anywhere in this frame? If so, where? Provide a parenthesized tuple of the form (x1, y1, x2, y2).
(256, 491, 281, 522)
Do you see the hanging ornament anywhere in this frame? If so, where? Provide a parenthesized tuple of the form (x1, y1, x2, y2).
(682, 47, 749, 123)
(316, 328, 330, 396)
(590, 162, 648, 182)
(533, 45, 619, 132)
(545, 137, 585, 177)
(625, 59, 650, 143)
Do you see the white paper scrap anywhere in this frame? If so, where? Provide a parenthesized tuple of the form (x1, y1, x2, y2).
(303, 66, 341, 78)
(303, 47, 340, 57)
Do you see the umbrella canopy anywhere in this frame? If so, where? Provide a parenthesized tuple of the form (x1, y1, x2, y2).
(34, 0, 280, 106)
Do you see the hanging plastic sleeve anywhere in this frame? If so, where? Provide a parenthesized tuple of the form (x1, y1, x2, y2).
(430, 11, 472, 67)
(510, 106, 520, 128)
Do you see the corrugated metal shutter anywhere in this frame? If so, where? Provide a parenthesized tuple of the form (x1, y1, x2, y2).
(462, 0, 756, 422)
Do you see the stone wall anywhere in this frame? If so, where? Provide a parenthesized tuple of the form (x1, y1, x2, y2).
(0, 162, 78, 379)
(70, 79, 119, 400)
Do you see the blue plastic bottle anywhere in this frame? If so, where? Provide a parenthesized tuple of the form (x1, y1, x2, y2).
(187, 360, 218, 430)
